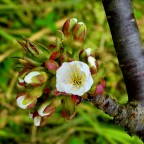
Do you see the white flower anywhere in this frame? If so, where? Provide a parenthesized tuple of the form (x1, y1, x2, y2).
(56, 61, 93, 96)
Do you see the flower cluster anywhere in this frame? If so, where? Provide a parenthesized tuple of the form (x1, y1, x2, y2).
(16, 18, 106, 126)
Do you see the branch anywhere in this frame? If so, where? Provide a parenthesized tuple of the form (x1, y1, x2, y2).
(102, 0, 144, 103)
(83, 94, 144, 141)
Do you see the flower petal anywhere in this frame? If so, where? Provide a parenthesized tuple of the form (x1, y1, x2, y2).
(24, 71, 40, 84)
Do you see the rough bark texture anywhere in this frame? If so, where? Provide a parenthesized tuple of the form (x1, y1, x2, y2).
(84, 95, 144, 141)
(102, 0, 144, 103)
(84, 0, 144, 141)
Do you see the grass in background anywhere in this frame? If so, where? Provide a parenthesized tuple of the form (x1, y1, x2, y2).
(0, 0, 144, 143)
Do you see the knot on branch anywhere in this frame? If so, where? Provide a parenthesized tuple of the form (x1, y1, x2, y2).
(84, 94, 144, 141)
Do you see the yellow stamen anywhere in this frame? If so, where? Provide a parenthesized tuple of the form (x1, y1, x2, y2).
(66, 64, 86, 89)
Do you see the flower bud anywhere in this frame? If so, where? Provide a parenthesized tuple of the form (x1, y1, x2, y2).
(25, 38, 39, 55)
(61, 96, 76, 121)
(51, 89, 66, 96)
(18, 58, 31, 68)
(18, 69, 29, 86)
(45, 59, 59, 74)
(24, 56, 42, 67)
(47, 44, 56, 51)
(71, 95, 80, 105)
(24, 71, 48, 86)
(62, 18, 78, 37)
(29, 107, 37, 118)
(50, 51, 60, 60)
(72, 22, 86, 43)
(16, 92, 37, 109)
(33, 111, 45, 126)
(20, 38, 50, 63)
(87, 56, 98, 75)
(17, 39, 29, 53)
(38, 101, 55, 117)
(59, 53, 69, 62)
(94, 78, 106, 95)
(50, 76, 56, 89)
(30, 85, 45, 99)
(85, 48, 95, 57)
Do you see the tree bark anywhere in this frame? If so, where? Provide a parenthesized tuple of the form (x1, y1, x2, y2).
(102, 0, 144, 104)
(84, 0, 144, 141)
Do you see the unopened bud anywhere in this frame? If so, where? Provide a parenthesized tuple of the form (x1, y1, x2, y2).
(87, 56, 98, 75)
(45, 59, 59, 74)
(29, 85, 45, 99)
(71, 95, 80, 105)
(18, 69, 29, 86)
(47, 44, 56, 51)
(94, 78, 106, 95)
(38, 101, 55, 117)
(72, 22, 86, 43)
(18, 58, 31, 68)
(94, 84, 104, 95)
(61, 96, 76, 121)
(50, 76, 56, 89)
(62, 18, 78, 37)
(59, 53, 69, 62)
(85, 48, 95, 57)
(21, 38, 50, 62)
(50, 51, 60, 60)
(24, 71, 48, 86)
(25, 38, 39, 55)
(17, 39, 29, 53)
(16, 92, 37, 109)
(24, 56, 42, 67)
(29, 107, 37, 118)
(33, 111, 45, 126)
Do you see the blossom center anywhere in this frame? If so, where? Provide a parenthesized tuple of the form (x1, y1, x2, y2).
(66, 64, 86, 88)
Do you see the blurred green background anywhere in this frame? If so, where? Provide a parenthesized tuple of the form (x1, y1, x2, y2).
(0, 0, 144, 144)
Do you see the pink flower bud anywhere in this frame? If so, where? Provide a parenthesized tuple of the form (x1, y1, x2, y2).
(45, 59, 59, 74)
(71, 95, 80, 105)
(72, 22, 86, 43)
(94, 84, 104, 95)
(62, 18, 78, 37)
(94, 78, 106, 95)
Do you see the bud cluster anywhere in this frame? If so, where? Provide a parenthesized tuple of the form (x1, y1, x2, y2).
(16, 18, 106, 126)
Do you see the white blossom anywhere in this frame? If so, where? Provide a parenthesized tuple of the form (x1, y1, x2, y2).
(56, 61, 93, 96)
